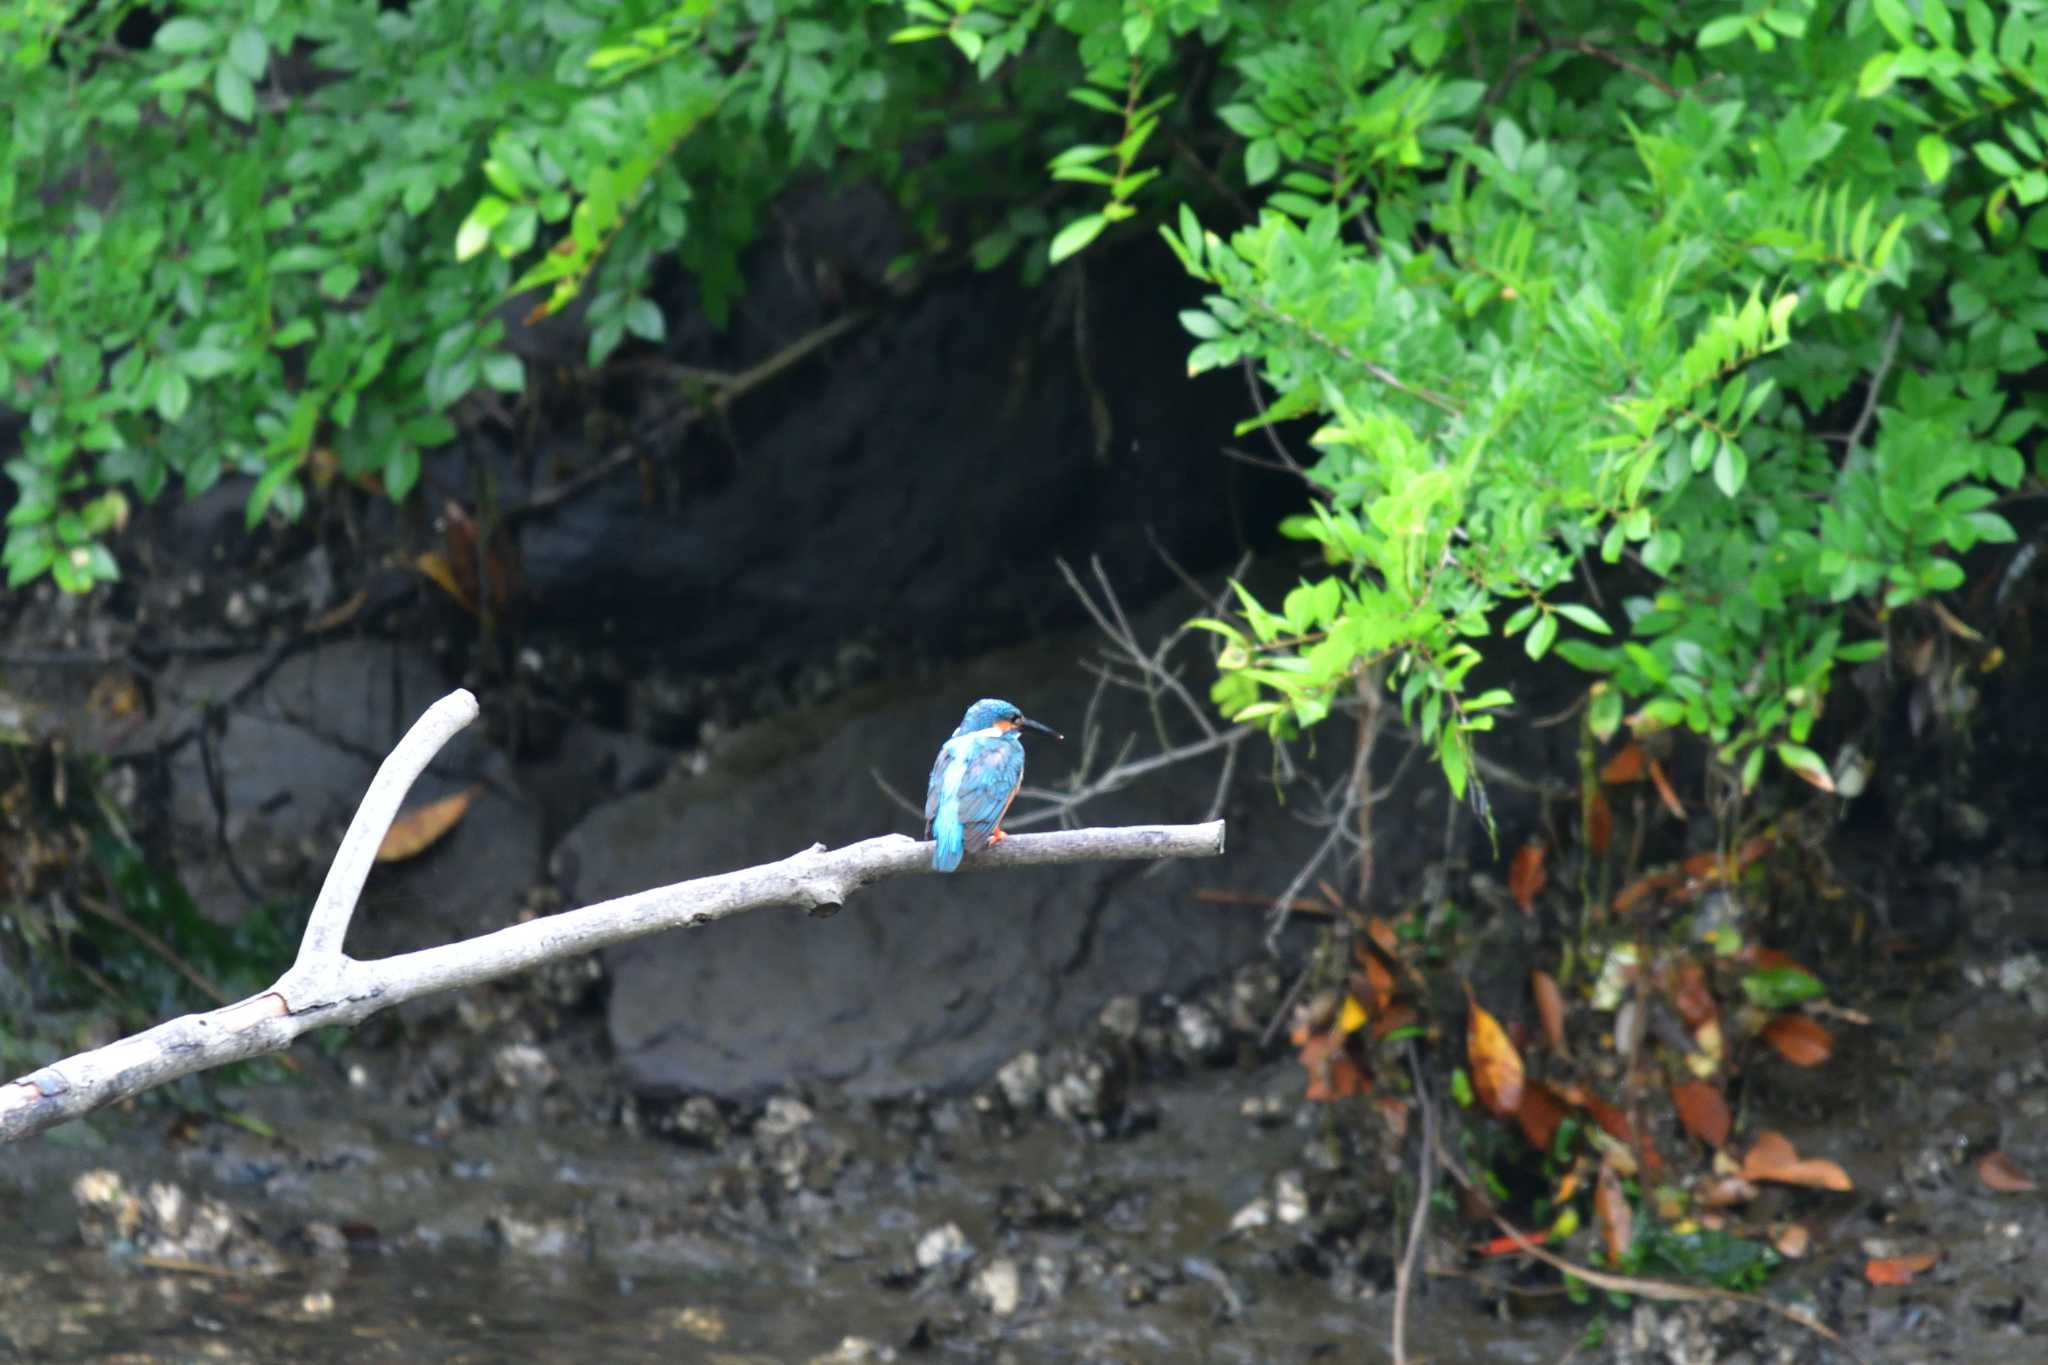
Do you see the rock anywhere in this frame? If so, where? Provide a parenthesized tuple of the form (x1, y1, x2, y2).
(972, 1257, 1023, 1316)
(1228, 1197, 1273, 1233)
(1097, 995, 1142, 1044)
(994, 1052, 1044, 1113)
(577, 627, 1313, 1099)
(808, 1338, 897, 1365)
(1172, 1000, 1226, 1064)
(753, 1096, 815, 1138)
(1273, 1169, 1309, 1225)
(72, 1169, 285, 1274)
(118, 640, 543, 954)
(571, 597, 1412, 1099)
(914, 1222, 970, 1271)
(1044, 1044, 1124, 1129)
(487, 1205, 587, 1258)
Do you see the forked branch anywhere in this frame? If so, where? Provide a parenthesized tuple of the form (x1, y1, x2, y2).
(1, 689, 1226, 1144)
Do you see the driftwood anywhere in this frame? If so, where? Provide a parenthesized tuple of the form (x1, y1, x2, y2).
(1, 689, 1226, 1144)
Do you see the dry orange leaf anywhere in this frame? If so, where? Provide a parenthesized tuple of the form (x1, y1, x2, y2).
(307, 588, 369, 635)
(1474, 1226, 1549, 1258)
(1365, 914, 1401, 960)
(1741, 1130, 1852, 1191)
(1772, 1222, 1811, 1259)
(412, 550, 476, 615)
(1665, 960, 1718, 1033)
(1531, 969, 1568, 1053)
(1977, 1151, 2038, 1193)
(1647, 757, 1687, 820)
(1516, 1080, 1570, 1152)
(1671, 1079, 1731, 1148)
(1865, 1253, 1937, 1286)
(1297, 1030, 1371, 1102)
(1613, 869, 1682, 916)
(1761, 1013, 1833, 1067)
(1368, 1001, 1417, 1042)
(1601, 743, 1647, 784)
(376, 785, 482, 862)
(1352, 948, 1396, 1012)
(1595, 1159, 1633, 1264)
(1509, 840, 1547, 916)
(1586, 789, 1613, 856)
(1465, 986, 1525, 1119)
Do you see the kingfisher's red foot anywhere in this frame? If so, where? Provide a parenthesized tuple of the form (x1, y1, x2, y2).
(987, 829, 1008, 847)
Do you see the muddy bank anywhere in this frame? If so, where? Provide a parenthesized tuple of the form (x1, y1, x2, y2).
(5, 882, 2045, 1365)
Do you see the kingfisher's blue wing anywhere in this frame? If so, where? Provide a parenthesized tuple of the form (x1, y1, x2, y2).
(923, 745, 950, 836)
(954, 740, 1025, 853)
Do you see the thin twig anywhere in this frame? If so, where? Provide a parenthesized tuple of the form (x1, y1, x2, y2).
(1390, 1042, 1436, 1365)
(1842, 313, 1902, 459)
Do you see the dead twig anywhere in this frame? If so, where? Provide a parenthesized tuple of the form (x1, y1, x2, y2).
(1390, 1042, 1436, 1365)
(2, 689, 1225, 1144)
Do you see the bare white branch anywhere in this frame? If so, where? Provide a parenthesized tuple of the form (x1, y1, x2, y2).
(1, 690, 1226, 1145)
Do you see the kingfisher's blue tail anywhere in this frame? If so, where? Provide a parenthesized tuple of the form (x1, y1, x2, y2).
(932, 809, 965, 872)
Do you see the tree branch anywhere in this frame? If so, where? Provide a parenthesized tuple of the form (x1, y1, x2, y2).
(1, 689, 1226, 1144)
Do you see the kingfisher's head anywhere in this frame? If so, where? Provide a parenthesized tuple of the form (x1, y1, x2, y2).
(954, 698, 1062, 741)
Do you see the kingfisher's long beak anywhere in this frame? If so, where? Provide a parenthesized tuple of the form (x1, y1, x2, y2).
(1017, 715, 1063, 741)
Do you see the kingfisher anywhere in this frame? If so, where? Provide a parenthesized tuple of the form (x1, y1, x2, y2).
(924, 698, 1062, 873)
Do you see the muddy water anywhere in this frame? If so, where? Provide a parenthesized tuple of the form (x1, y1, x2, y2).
(0, 1062, 1583, 1364)
(5, 934, 2046, 1363)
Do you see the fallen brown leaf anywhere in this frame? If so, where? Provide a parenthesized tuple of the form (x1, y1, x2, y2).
(1647, 757, 1687, 820)
(376, 785, 482, 862)
(1772, 1222, 1810, 1259)
(1516, 1080, 1570, 1153)
(1596, 1159, 1633, 1264)
(1977, 1151, 2038, 1193)
(1531, 969, 1567, 1053)
(1864, 1252, 1937, 1286)
(1601, 743, 1646, 784)
(1761, 1013, 1833, 1067)
(1671, 1079, 1731, 1148)
(1665, 959, 1718, 1033)
(1465, 986, 1525, 1119)
(1586, 789, 1613, 856)
(1297, 1030, 1371, 1102)
(1741, 1130, 1852, 1192)
(1509, 840, 1547, 915)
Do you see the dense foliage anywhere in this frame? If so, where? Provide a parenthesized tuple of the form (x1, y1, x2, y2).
(7, 0, 2045, 802)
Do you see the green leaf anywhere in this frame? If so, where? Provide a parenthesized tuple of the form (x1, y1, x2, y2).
(178, 345, 240, 379)
(1976, 141, 2022, 178)
(456, 197, 509, 262)
(226, 25, 268, 80)
(1697, 15, 1748, 47)
(1856, 52, 1897, 99)
(1048, 213, 1108, 264)
(1245, 138, 1280, 185)
(154, 17, 215, 53)
(481, 352, 524, 393)
(624, 298, 665, 342)
(1526, 612, 1559, 660)
(1740, 967, 1827, 1009)
(1916, 134, 1951, 184)
(154, 370, 191, 422)
(1555, 603, 1610, 635)
(215, 64, 255, 122)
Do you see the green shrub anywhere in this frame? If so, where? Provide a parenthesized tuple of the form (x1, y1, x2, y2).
(9, 0, 2040, 807)
(901, 0, 2041, 799)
